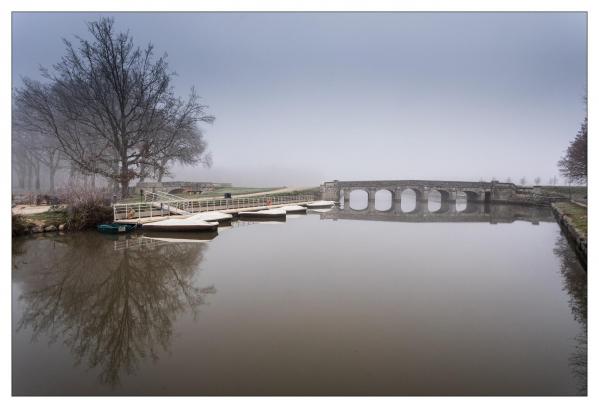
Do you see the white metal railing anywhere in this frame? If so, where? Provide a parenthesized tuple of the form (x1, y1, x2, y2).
(144, 190, 183, 202)
(113, 194, 314, 221)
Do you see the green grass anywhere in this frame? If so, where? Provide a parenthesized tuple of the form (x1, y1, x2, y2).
(554, 202, 587, 236)
(268, 187, 320, 197)
(195, 186, 284, 198)
(121, 186, 286, 202)
(26, 209, 69, 225)
(540, 186, 587, 201)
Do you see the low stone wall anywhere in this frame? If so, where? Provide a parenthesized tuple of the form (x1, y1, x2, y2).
(552, 203, 587, 269)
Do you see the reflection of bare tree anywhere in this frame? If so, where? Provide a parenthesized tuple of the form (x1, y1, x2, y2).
(553, 234, 587, 395)
(15, 233, 215, 387)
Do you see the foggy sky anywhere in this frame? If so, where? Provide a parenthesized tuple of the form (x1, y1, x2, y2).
(12, 12, 587, 187)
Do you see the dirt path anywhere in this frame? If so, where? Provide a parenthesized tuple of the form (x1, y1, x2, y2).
(11, 205, 52, 215)
(231, 187, 314, 198)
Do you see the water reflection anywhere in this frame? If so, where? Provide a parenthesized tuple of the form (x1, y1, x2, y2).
(14, 233, 215, 387)
(554, 234, 587, 394)
(324, 202, 554, 224)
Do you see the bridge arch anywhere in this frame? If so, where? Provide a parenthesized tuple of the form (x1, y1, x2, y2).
(400, 188, 421, 213)
(374, 189, 393, 211)
(427, 189, 450, 213)
(349, 189, 368, 210)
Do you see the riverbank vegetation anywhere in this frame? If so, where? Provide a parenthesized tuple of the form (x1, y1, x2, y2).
(12, 186, 113, 236)
(553, 202, 587, 237)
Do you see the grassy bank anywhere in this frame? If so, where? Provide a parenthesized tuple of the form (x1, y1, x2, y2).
(120, 186, 285, 202)
(12, 205, 113, 236)
(268, 187, 321, 198)
(539, 186, 587, 203)
(552, 201, 587, 237)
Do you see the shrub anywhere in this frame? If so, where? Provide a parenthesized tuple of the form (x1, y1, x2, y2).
(12, 215, 34, 236)
(57, 184, 114, 231)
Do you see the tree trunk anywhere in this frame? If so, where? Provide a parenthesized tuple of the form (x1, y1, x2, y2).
(17, 166, 25, 189)
(120, 156, 129, 198)
(34, 162, 41, 191)
(26, 164, 32, 190)
(139, 162, 146, 183)
(49, 167, 56, 193)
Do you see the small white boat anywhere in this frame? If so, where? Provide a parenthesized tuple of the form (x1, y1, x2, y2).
(309, 208, 333, 213)
(143, 218, 219, 232)
(279, 205, 307, 214)
(238, 208, 287, 219)
(305, 200, 335, 209)
(187, 211, 233, 223)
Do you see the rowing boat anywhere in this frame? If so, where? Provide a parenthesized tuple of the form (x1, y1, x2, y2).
(97, 223, 137, 234)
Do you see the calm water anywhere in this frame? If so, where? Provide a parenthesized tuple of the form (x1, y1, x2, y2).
(12, 197, 586, 395)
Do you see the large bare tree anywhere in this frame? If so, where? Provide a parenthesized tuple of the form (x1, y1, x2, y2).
(559, 116, 587, 184)
(14, 17, 213, 197)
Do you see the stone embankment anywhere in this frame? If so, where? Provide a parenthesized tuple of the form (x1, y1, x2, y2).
(552, 202, 587, 268)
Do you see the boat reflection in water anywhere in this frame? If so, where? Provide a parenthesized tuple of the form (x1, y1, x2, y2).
(13, 232, 216, 388)
(111, 230, 219, 250)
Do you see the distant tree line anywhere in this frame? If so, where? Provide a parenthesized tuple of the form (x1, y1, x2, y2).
(13, 18, 213, 197)
(488, 176, 560, 186)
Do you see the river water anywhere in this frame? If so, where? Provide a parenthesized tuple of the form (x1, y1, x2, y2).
(12, 196, 587, 395)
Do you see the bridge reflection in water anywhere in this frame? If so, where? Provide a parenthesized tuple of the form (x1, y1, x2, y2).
(322, 201, 554, 225)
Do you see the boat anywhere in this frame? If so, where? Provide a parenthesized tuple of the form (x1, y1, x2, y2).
(97, 223, 137, 234)
(305, 200, 335, 209)
(309, 207, 333, 213)
(186, 211, 233, 224)
(279, 205, 307, 214)
(142, 230, 219, 242)
(238, 208, 287, 220)
(142, 218, 219, 232)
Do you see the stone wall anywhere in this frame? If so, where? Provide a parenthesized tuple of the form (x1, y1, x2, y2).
(552, 203, 587, 269)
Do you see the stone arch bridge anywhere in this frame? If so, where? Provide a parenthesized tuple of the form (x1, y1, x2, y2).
(320, 180, 559, 206)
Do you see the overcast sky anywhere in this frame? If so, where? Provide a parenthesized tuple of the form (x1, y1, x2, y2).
(12, 12, 587, 187)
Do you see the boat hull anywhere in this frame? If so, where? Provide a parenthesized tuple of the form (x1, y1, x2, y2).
(238, 211, 286, 220)
(97, 223, 137, 234)
(142, 223, 218, 232)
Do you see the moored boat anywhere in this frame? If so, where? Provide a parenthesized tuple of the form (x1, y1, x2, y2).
(186, 211, 233, 223)
(142, 218, 219, 232)
(238, 208, 287, 220)
(280, 205, 307, 214)
(97, 223, 137, 234)
(305, 200, 335, 209)
(142, 230, 219, 242)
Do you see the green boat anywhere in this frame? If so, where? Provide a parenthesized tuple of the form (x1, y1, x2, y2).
(97, 223, 137, 234)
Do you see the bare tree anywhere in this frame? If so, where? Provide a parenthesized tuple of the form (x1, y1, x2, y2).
(14, 17, 213, 197)
(534, 176, 541, 185)
(559, 114, 587, 184)
(505, 177, 512, 183)
(519, 177, 527, 186)
(13, 123, 64, 193)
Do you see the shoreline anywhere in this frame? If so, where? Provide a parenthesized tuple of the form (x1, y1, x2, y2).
(551, 202, 587, 269)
